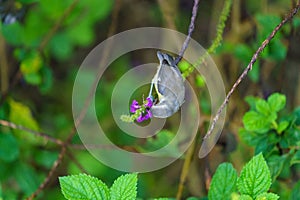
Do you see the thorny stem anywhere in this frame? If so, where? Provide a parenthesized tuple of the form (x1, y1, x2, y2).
(203, 2, 300, 140)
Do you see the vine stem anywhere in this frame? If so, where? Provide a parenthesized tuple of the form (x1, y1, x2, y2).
(203, 2, 300, 140)
(175, 0, 199, 64)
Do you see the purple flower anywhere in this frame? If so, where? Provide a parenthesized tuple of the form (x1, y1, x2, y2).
(130, 100, 140, 113)
(130, 97, 154, 122)
(145, 97, 153, 108)
(136, 109, 152, 123)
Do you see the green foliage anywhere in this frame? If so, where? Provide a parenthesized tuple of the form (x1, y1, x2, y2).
(239, 93, 300, 182)
(59, 173, 137, 200)
(0, 132, 19, 162)
(290, 181, 300, 200)
(208, 154, 275, 200)
(110, 174, 137, 200)
(242, 93, 286, 134)
(208, 163, 237, 200)
(59, 174, 110, 200)
(8, 98, 44, 145)
(237, 154, 271, 198)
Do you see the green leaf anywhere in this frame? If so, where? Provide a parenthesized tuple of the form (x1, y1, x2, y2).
(49, 33, 73, 61)
(34, 150, 58, 169)
(290, 181, 300, 200)
(243, 111, 271, 133)
(239, 195, 253, 200)
(292, 107, 300, 126)
(24, 73, 42, 85)
(39, 65, 53, 93)
(59, 174, 110, 200)
(267, 93, 286, 112)
(267, 155, 287, 181)
(20, 51, 43, 74)
(110, 173, 137, 200)
(290, 150, 300, 165)
(256, 192, 279, 200)
(234, 44, 252, 64)
(1, 22, 23, 45)
(14, 163, 40, 195)
(239, 128, 266, 147)
(277, 121, 289, 134)
(0, 133, 19, 162)
(280, 126, 300, 148)
(66, 20, 94, 47)
(256, 99, 270, 115)
(245, 96, 260, 110)
(268, 40, 287, 61)
(208, 163, 238, 200)
(8, 99, 44, 145)
(237, 153, 271, 199)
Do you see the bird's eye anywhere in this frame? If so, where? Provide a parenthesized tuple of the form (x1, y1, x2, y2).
(162, 59, 169, 65)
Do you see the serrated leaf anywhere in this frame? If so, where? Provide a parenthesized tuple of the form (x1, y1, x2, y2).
(243, 111, 271, 133)
(0, 133, 19, 162)
(267, 93, 286, 112)
(59, 174, 110, 200)
(239, 195, 253, 200)
(110, 173, 137, 200)
(256, 192, 279, 200)
(237, 153, 271, 199)
(208, 163, 238, 200)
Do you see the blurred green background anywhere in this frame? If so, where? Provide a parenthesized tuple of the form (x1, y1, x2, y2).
(0, 0, 299, 199)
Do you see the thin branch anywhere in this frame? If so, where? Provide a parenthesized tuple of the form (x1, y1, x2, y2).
(203, 3, 300, 139)
(175, 0, 200, 64)
(27, 143, 66, 200)
(0, 119, 63, 145)
(182, 0, 232, 79)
